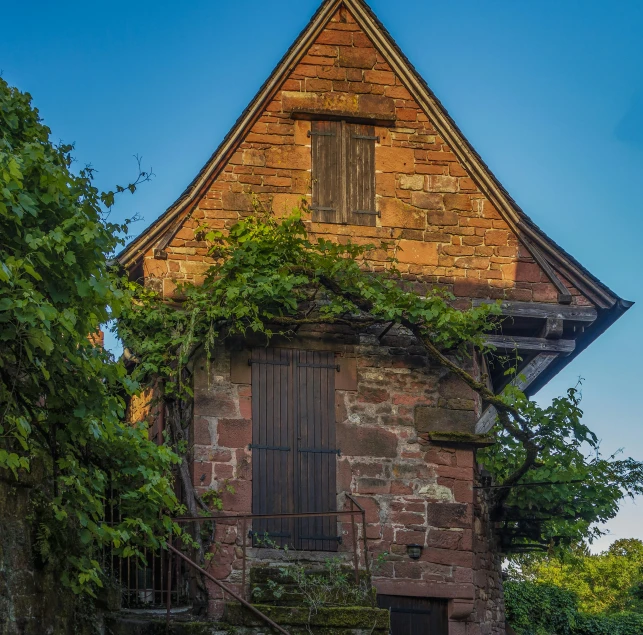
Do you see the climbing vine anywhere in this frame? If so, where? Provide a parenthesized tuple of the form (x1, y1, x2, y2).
(118, 202, 643, 554)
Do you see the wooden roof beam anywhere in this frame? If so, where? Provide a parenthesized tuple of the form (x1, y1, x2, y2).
(475, 353, 559, 434)
(473, 300, 597, 323)
(484, 335, 575, 355)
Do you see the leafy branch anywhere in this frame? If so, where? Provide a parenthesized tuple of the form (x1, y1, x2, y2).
(118, 203, 643, 553)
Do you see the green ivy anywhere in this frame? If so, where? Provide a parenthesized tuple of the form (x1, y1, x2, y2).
(118, 205, 643, 554)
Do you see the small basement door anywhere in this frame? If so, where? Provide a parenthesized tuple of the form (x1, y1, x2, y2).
(250, 348, 339, 551)
(377, 596, 449, 635)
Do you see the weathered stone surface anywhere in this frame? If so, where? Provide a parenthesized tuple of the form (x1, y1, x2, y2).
(415, 405, 476, 434)
(337, 422, 398, 457)
(222, 191, 253, 212)
(282, 91, 395, 120)
(427, 502, 470, 529)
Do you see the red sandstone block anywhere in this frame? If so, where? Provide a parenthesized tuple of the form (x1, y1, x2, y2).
(365, 69, 395, 85)
(444, 193, 473, 211)
(338, 458, 353, 491)
(366, 523, 382, 540)
(449, 163, 468, 177)
(532, 283, 560, 302)
(209, 449, 232, 462)
(393, 561, 423, 580)
(317, 65, 347, 80)
(357, 477, 391, 495)
(385, 85, 412, 100)
(425, 448, 457, 467)
(214, 463, 234, 480)
(426, 529, 461, 550)
(339, 46, 377, 68)
(238, 395, 251, 419)
(396, 240, 438, 266)
(422, 547, 473, 568)
(193, 462, 212, 487)
(459, 177, 477, 191)
(219, 479, 252, 513)
(390, 481, 414, 495)
(426, 150, 457, 162)
(514, 262, 542, 283)
(456, 449, 474, 468)
(395, 529, 426, 545)
(394, 511, 425, 526)
(218, 419, 252, 448)
(376, 146, 415, 173)
(308, 44, 338, 58)
(316, 30, 353, 45)
(352, 31, 374, 48)
(194, 389, 238, 418)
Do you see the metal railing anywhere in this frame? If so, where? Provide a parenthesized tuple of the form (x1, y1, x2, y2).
(173, 493, 371, 602)
(107, 494, 370, 633)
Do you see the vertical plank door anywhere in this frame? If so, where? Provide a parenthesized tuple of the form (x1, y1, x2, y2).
(250, 348, 338, 551)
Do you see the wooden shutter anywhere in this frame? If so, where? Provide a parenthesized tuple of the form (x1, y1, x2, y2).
(295, 350, 338, 552)
(251, 348, 338, 551)
(346, 123, 377, 227)
(310, 120, 343, 224)
(251, 348, 294, 548)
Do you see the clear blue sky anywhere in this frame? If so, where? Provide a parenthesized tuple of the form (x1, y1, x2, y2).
(3, 0, 641, 550)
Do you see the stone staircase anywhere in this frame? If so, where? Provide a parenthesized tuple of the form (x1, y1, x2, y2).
(222, 564, 389, 634)
(104, 565, 389, 634)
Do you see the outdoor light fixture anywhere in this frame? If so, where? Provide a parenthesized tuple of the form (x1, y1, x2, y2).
(407, 544, 423, 560)
(480, 469, 493, 489)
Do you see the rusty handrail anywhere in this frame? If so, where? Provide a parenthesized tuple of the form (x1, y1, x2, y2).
(167, 544, 290, 635)
(345, 493, 371, 578)
(169, 496, 371, 628)
(174, 509, 366, 522)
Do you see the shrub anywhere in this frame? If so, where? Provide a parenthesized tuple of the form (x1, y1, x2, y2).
(504, 581, 643, 635)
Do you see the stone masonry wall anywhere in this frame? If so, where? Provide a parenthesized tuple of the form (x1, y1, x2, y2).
(141, 6, 592, 311)
(189, 329, 503, 634)
(128, 5, 595, 634)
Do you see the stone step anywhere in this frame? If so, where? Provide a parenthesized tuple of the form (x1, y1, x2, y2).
(224, 603, 390, 634)
(104, 614, 234, 635)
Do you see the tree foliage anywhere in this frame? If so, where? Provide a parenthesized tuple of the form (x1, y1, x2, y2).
(504, 579, 643, 635)
(118, 204, 643, 553)
(511, 539, 643, 614)
(0, 78, 179, 594)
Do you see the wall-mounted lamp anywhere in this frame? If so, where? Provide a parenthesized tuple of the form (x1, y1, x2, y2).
(480, 469, 493, 489)
(407, 544, 423, 560)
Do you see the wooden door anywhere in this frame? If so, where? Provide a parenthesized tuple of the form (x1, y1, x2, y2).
(377, 596, 449, 635)
(250, 348, 339, 551)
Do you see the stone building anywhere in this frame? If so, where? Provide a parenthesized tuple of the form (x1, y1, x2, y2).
(116, 0, 630, 633)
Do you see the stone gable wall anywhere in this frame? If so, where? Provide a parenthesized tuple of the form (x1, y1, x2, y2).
(140, 7, 591, 311)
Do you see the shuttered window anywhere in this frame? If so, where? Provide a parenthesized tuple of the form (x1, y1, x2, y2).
(310, 120, 377, 226)
(250, 348, 339, 551)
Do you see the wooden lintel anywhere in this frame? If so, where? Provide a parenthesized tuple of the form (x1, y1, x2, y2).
(484, 335, 575, 355)
(473, 300, 597, 323)
(475, 353, 559, 434)
(541, 317, 564, 339)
